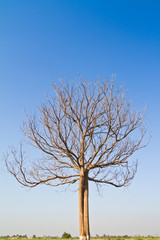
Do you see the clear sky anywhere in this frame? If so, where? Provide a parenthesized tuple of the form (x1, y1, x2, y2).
(0, 0, 160, 237)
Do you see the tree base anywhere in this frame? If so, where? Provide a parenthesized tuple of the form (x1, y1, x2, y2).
(79, 235, 90, 240)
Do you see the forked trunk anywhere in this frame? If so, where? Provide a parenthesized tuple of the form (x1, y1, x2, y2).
(84, 171, 90, 239)
(79, 170, 90, 240)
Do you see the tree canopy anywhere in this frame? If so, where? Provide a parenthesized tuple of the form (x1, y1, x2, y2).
(5, 78, 148, 240)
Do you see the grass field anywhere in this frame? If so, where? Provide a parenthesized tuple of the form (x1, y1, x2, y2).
(1, 238, 160, 240)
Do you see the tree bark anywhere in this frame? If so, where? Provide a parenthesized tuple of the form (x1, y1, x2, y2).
(79, 169, 84, 239)
(79, 169, 90, 240)
(84, 171, 90, 240)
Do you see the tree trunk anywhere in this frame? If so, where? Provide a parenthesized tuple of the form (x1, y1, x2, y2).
(79, 169, 84, 239)
(79, 169, 90, 240)
(84, 171, 90, 240)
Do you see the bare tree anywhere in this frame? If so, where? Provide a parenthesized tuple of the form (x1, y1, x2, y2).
(5, 78, 148, 240)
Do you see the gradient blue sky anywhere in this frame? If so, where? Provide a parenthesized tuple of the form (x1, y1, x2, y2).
(0, 0, 160, 237)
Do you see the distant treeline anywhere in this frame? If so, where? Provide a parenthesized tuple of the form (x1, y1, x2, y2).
(0, 236, 58, 239)
(0, 235, 160, 239)
(92, 236, 160, 239)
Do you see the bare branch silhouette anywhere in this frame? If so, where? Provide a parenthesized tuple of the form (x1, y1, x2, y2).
(5, 77, 148, 240)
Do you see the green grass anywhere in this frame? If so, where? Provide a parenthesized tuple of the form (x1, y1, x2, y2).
(1, 238, 160, 240)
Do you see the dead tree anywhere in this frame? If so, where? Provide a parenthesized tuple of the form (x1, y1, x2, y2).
(5, 78, 148, 240)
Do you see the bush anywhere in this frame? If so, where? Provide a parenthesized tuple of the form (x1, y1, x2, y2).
(62, 232, 72, 239)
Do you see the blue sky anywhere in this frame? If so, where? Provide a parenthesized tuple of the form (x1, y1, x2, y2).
(0, 0, 160, 237)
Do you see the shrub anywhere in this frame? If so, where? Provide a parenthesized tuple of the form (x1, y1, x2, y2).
(62, 232, 72, 239)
